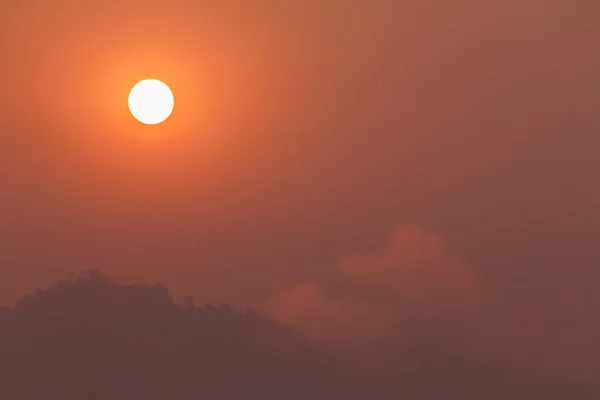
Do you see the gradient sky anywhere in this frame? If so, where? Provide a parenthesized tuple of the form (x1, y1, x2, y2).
(1, 0, 600, 388)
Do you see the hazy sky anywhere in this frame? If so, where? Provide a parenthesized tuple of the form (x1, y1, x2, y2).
(1, 0, 600, 389)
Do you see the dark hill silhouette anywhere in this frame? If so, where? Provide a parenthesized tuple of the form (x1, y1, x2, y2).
(0, 271, 332, 400)
(0, 271, 595, 399)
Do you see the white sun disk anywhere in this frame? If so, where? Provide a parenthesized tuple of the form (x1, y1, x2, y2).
(128, 79, 174, 125)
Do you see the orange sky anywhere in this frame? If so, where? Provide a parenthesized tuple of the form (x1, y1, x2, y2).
(1, 0, 600, 385)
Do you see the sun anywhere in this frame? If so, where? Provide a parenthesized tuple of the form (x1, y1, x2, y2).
(128, 79, 174, 125)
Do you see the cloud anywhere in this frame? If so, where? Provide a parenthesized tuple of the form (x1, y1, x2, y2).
(263, 281, 393, 347)
(339, 225, 478, 309)
(260, 225, 598, 396)
(264, 225, 479, 347)
(264, 224, 600, 388)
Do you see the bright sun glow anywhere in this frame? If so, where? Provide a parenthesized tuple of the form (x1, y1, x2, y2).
(128, 79, 174, 125)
